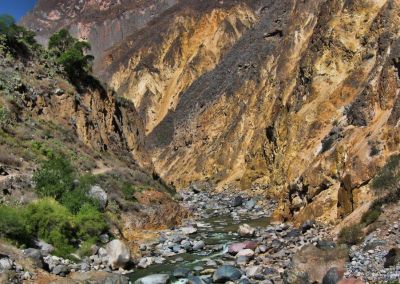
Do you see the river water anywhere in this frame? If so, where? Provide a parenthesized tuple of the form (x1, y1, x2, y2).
(129, 209, 270, 282)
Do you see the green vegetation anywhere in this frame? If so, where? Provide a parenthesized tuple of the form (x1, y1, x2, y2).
(338, 224, 364, 245)
(0, 14, 38, 55)
(371, 154, 400, 191)
(361, 208, 381, 226)
(48, 29, 94, 82)
(33, 155, 75, 200)
(33, 155, 100, 213)
(0, 198, 107, 258)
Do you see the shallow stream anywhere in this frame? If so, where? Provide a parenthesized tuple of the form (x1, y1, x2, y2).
(129, 210, 270, 282)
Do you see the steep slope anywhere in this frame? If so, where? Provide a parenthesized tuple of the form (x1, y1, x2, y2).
(22, 0, 400, 224)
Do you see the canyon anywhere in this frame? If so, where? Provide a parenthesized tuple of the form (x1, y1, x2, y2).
(22, 0, 400, 224)
(0, 0, 399, 283)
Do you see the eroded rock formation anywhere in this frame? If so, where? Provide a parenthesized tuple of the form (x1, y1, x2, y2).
(22, 0, 400, 223)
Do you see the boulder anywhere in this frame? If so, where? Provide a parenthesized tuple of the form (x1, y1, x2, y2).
(0, 257, 13, 272)
(213, 265, 242, 283)
(322, 267, 341, 284)
(300, 220, 316, 233)
(138, 257, 154, 269)
(228, 241, 258, 255)
(35, 240, 55, 256)
(181, 226, 198, 235)
(106, 240, 130, 270)
(384, 248, 400, 268)
(193, 240, 205, 251)
(238, 224, 255, 237)
(285, 245, 348, 283)
(89, 185, 108, 209)
(24, 248, 44, 268)
(188, 276, 207, 284)
(236, 249, 255, 258)
(244, 199, 256, 210)
(173, 267, 190, 278)
(232, 196, 244, 207)
(52, 264, 69, 276)
(245, 266, 263, 278)
(135, 274, 170, 284)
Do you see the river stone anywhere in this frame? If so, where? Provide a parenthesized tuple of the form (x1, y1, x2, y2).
(181, 226, 198, 235)
(173, 267, 190, 278)
(239, 278, 252, 284)
(135, 274, 170, 284)
(232, 196, 244, 207)
(300, 220, 316, 233)
(384, 248, 400, 268)
(89, 185, 108, 209)
(106, 240, 130, 269)
(188, 276, 207, 284)
(138, 257, 154, 268)
(193, 240, 205, 251)
(213, 265, 242, 283)
(229, 241, 257, 255)
(236, 255, 250, 265)
(322, 267, 340, 284)
(238, 224, 255, 237)
(244, 199, 256, 210)
(246, 266, 263, 278)
(236, 249, 255, 258)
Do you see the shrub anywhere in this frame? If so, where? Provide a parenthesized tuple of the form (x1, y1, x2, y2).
(0, 205, 30, 245)
(74, 204, 107, 240)
(0, 14, 37, 55)
(49, 29, 94, 81)
(24, 198, 76, 256)
(361, 209, 381, 226)
(372, 154, 400, 191)
(338, 225, 364, 245)
(33, 155, 75, 199)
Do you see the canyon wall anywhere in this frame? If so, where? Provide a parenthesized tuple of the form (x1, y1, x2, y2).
(22, 0, 400, 223)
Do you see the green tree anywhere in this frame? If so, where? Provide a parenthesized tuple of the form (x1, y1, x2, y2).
(48, 29, 94, 80)
(33, 155, 75, 199)
(48, 29, 74, 54)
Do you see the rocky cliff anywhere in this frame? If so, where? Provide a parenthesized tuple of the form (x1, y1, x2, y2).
(22, 0, 400, 224)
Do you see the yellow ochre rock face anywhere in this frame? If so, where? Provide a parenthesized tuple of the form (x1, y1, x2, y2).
(23, 0, 400, 224)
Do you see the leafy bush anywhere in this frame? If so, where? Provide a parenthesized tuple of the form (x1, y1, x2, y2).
(338, 225, 364, 245)
(361, 209, 381, 226)
(49, 29, 94, 81)
(75, 204, 107, 240)
(33, 155, 75, 199)
(0, 14, 37, 55)
(24, 198, 76, 256)
(0, 205, 30, 245)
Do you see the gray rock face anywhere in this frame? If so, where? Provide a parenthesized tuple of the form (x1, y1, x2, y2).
(89, 185, 108, 209)
(106, 240, 130, 270)
(135, 274, 170, 284)
(213, 265, 242, 283)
